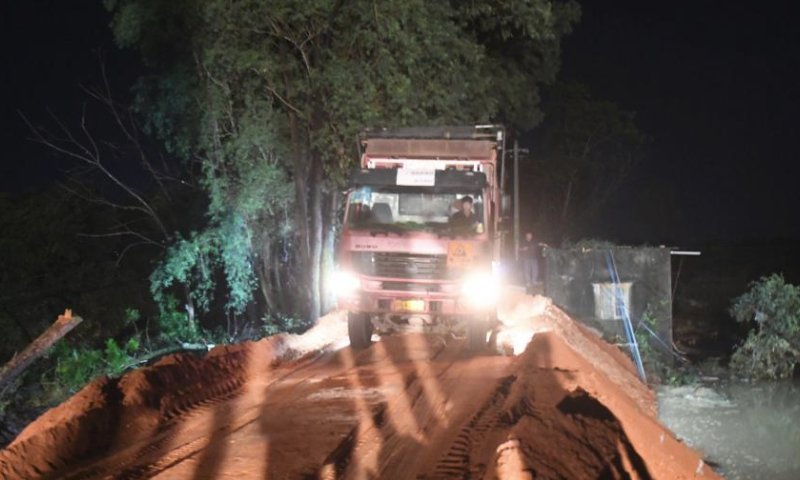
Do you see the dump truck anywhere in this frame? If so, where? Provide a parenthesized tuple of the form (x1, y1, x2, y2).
(334, 126, 508, 350)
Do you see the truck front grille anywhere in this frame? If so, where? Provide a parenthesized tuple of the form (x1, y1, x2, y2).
(353, 252, 453, 280)
(381, 281, 441, 292)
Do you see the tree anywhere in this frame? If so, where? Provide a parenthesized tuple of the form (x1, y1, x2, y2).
(105, 0, 580, 322)
(528, 82, 646, 240)
(20, 60, 213, 337)
(730, 274, 800, 380)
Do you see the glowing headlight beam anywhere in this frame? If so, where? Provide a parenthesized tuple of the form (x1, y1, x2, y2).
(332, 270, 361, 298)
(461, 272, 499, 308)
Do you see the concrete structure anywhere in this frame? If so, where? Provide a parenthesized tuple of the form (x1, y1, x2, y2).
(543, 247, 673, 346)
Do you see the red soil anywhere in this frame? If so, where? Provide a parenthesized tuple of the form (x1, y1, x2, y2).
(0, 302, 722, 480)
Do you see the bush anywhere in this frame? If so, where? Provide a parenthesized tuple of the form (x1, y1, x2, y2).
(635, 305, 660, 369)
(635, 301, 696, 385)
(49, 337, 141, 394)
(729, 274, 800, 380)
(262, 313, 311, 337)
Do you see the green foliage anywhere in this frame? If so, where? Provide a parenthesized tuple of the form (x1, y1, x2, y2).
(0, 378, 21, 416)
(153, 295, 201, 343)
(262, 313, 312, 337)
(150, 209, 281, 318)
(47, 336, 142, 395)
(150, 233, 218, 316)
(729, 274, 800, 380)
(125, 308, 141, 326)
(636, 304, 660, 368)
(634, 301, 698, 385)
(106, 0, 581, 325)
(0, 190, 153, 363)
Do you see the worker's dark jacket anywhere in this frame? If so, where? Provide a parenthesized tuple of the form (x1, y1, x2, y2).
(449, 211, 476, 230)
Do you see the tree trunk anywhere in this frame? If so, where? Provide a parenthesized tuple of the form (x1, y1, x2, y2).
(257, 241, 276, 314)
(272, 242, 285, 313)
(309, 157, 323, 322)
(321, 189, 339, 313)
(182, 283, 196, 329)
(289, 112, 311, 318)
(0, 310, 82, 396)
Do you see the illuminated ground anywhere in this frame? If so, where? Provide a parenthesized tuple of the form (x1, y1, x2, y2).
(0, 296, 721, 480)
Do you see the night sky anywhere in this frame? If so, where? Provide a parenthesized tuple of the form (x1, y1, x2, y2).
(559, 2, 800, 243)
(2, 1, 799, 244)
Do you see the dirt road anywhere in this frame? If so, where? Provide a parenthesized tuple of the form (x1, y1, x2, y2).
(0, 297, 722, 480)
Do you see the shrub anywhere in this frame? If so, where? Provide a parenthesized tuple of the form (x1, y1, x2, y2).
(49, 337, 141, 394)
(635, 305, 659, 368)
(729, 274, 800, 380)
(635, 301, 695, 385)
(157, 295, 202, 343)
(262, 313, 311, 337)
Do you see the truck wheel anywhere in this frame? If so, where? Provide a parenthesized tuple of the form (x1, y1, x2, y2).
(348, 312, 373, 349)
(466, 317, 488, 351)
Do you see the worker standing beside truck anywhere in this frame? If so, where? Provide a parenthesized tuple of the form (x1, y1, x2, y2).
(520, 231, 540, 291)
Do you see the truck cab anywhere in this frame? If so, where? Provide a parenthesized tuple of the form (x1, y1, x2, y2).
(335, 126, 506, 350)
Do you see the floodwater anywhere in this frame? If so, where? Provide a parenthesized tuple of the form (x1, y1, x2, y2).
(658, 380, 800, 480)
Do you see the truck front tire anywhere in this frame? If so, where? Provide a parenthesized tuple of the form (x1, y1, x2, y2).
(347, 312, 373, 349)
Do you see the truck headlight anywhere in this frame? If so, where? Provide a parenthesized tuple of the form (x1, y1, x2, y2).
(333, 271, 361, 298)
(461, 272, 499, 307)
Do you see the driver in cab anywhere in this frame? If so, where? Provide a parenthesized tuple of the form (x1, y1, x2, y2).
(449, 196, 477, 231)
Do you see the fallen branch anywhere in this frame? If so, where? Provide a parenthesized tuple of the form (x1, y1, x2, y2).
(122, 343, 214, 371)
(0, 310, 82, 397)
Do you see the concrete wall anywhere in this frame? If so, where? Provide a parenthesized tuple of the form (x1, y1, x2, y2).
(543, 247, 672, 345)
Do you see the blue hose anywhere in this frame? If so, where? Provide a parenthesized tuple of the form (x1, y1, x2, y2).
(605, 251, 647, 383)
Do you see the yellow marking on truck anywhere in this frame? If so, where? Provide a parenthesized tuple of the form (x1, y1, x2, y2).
(447, 242, 475, 267)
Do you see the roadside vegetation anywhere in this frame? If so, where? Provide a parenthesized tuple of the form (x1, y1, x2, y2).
(729, 274, 800, 380)
(5, 0, 634, 444)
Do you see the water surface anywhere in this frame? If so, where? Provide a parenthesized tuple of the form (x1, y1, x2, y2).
(658, 380, 800, 480)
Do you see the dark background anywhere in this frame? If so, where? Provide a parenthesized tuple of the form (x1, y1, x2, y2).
(2, 1, 800, 245)
(557, 1, 800, 244)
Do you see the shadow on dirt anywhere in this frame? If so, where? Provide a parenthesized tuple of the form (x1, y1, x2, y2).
(501, 333, 654, 480)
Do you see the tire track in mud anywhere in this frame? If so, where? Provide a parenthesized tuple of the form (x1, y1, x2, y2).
(300, 340, 510, 480)
(53, 387, 245, 480)
(283, 336, 461, 480)
(50, 338, 454, 480)
(429, 374, 517, 479)
(4, 304, 727, 480)
(40, 348, 340, 480)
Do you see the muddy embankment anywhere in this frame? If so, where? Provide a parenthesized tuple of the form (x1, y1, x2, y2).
(0, 296, 722, 480)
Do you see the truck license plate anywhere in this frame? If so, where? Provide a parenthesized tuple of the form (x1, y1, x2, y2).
(392, 299, 425, 312)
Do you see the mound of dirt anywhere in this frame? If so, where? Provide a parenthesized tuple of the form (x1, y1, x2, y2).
(493, 329, 716, 480)
(0, 312, 348, 480)
(0, 302, 722, 480)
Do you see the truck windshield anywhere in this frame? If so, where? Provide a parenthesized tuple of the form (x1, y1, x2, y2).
(346, 186, 484, 234)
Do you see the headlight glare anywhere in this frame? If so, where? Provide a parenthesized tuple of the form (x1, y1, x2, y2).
(461, 272, 498, 307)
(333, 270, 361, 298)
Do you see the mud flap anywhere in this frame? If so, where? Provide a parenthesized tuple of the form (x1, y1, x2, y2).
(347, 312, 373, 349)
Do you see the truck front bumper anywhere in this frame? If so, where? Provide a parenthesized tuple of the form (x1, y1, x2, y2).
(338, 291, 494, 316)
